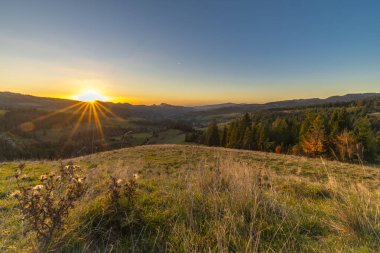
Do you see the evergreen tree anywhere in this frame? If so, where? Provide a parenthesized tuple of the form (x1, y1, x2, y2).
(271, 117, 289, 146)
(205, 121, 220, 146)
(242, 127, 253, 149)
(354, 117, 377, 161)
(235, 113, 251, 148)
(241, 113, 251, 129)
(220, 126, 228, 147)
(227, 121, 239, 148)
(328, 109, 348, 138)
(256, 123, 268, 151)
(299, 113, 312, 142)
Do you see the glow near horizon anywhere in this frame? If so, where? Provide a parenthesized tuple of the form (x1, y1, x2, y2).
(74, 90, 108, 103)
(0, 1, 379, 105)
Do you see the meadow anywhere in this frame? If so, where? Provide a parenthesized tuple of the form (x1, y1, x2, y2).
(0, 145, 379, 252)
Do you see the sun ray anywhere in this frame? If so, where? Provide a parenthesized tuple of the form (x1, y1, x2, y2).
(69, 103, 90, 140)
(65, 102, 89, 123)
(60, 103, 90, 154)
(92, 102, 105, 144)
(93, 102, 124, 141)
(87, 103, 96, 153)
(93, 102, 111, 123)
(22, 98, 122, 157)
(33, 102, 84, 122)
(19, 102, 86, 132)
(95, 102, 125, 121)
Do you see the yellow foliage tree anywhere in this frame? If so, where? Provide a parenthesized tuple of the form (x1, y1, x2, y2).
(334, 130, 358, 161)
(301, 114, 325, 156)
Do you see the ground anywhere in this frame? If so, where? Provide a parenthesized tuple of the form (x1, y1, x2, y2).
(0, 145, 379, 252)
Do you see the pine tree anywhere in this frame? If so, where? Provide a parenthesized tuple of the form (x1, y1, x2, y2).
(227, 121, 239, 148)
(271, 117, 289, 146)
(235, 113, 251, 148)
(241, 113, 251, 128)
(256, 123, 268, 151)
(328, 109, 348, 138)
(299, 114, 311, 142)
(205, 121, 220, 146)
(354, 117, 377, 161)
(242, 127, 253, 149)
(220, 126, 228, 147)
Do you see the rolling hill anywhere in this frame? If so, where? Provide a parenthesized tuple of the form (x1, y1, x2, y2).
(1, 91, 379, 121)
(1, 145, 379, 252)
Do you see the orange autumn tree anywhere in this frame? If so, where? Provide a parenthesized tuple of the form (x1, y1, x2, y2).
(301, 114, 326, 156)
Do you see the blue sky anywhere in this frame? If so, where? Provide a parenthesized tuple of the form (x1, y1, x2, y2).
(0, 0, 379, 105)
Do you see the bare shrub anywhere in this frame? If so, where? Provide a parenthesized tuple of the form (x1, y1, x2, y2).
(11, 162, 87, 249)
(108, 175, 138, 205)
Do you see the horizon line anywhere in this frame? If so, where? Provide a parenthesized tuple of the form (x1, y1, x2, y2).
(1, 90, 379, 107)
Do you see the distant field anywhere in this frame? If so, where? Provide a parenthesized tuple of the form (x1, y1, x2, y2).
(151, 129, 186, 144)
(0, 145, 379, 252)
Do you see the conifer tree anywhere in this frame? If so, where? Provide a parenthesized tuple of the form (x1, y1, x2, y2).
(271, 117, 289, 146)
(354, 117, 377, 161)
(220, 126, 228, 147)
(205, 121, 220, 146)
(227, 121, 239, 148)
(256, 123, 268, 151)
(328, 109, 348, 138)
(242, 127, 253, 149)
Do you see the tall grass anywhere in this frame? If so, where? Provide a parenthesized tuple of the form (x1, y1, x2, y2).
(3, 145, 380, 252)
(57, 154, 379, 252)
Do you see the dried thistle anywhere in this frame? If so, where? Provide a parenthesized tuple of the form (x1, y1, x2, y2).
(108, 175, 138, 204)
(12, 163, 87, 250)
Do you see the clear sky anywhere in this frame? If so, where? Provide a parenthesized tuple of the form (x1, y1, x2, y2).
(0, 0, 379, 105)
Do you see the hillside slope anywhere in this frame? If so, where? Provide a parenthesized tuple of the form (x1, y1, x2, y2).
(1, 145, 379, 252)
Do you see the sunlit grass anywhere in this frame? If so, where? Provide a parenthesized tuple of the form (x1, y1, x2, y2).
(1, 145, 379, 252)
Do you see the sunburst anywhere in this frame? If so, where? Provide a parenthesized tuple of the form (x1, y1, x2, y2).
(19, 99, 122, 157)
(74, 90, 108, 103)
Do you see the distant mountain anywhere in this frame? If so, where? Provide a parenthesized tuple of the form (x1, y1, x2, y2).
(1, 91, 379, 120)
(181, 93, 380, 120)
(0, 92, 77, 110)
(0, 92, 194, 119)
(193, 103, 242, 111)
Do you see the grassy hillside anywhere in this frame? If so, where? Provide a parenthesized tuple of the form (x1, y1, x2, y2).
(0, 145, 379, 252)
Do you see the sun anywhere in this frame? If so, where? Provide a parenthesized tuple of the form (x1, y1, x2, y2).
(74, 90, 108, 103)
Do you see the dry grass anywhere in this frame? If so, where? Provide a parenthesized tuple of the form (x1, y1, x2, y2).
(0, 145, 379, 252)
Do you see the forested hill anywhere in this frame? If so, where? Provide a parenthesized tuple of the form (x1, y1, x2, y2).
(199, 96, 380, 163)
(1, 92, 379, 161)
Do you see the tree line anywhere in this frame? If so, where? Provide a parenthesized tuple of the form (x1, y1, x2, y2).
(196, 97, 380, 163)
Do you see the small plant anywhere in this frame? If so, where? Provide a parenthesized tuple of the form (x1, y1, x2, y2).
(108, 176, 123, 204)
(12, 162, 87, 249)
(108, 174, 138, 205)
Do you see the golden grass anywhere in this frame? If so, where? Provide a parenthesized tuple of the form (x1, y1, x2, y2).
(0, 145, 379, 252)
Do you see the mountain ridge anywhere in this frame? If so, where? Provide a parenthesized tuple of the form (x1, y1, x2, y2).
(1, 91, 379, 119)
